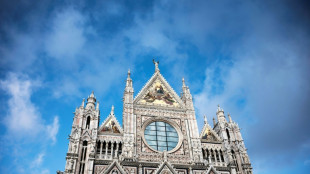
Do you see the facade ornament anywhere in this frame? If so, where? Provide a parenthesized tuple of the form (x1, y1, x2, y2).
(80, 98, 85, 108)
(153, 59, 160, 72)
(228, 113, 232, 123)
(204, 115, 208, 124)
(213, 117, 216, 126)
(96, 101, 99, 110)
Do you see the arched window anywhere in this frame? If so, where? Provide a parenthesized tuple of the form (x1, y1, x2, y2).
(231, 150, 239, 172)
(220, 150, 225, 162)
(118, 142, 122, 156)
(226, 128, 230, 141)
(202, 148, 206, 159)
(79, 141, 88, 174)
(86, 116, 90, 129)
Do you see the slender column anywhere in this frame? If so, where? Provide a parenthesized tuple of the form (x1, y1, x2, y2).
(99, 142, 103, 158)
(219, 150, 222, 166)
(105, 142, 108, 159)
(214, 150, 218, 166)
(111, 142, 114, 159)
(139, 164, 142, 174)
(115, 143, 119, 158)
(208, 149, 212, 164)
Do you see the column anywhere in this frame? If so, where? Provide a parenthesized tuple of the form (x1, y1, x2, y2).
(139, 164, 142, 174)
(105, 142, 108, 159)
(99, 142, 103, 158)
(214, 150, 218, 166)
(208, 149, 212, 164)
(115, 143, 119, 158)
(111, 142, 114, 160)
(219, 150, 222, 166)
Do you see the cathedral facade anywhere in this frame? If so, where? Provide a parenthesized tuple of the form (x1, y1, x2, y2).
(58, 62, 252, 174)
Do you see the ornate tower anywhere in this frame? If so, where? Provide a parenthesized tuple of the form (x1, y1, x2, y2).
(122, 69, 136, 159)
(64, 92, 100, 174)
(213, 105, 252, 174)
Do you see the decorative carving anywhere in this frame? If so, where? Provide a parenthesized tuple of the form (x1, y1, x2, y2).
(95, 165, 107, 174)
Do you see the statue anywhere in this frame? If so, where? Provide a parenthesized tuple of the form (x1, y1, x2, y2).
(153, 59, 160, 72)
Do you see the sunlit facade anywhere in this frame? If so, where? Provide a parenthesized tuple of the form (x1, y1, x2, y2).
(58, 61, 252, 174)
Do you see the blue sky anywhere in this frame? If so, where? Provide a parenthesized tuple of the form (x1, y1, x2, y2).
(0, 0, 309, 173)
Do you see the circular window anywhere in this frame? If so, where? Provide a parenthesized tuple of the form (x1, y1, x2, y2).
(144, 121, 179, 152)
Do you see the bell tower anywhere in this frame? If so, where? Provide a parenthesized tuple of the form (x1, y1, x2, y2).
(64, 92, 100, 174)
(213, 106, 252, 174)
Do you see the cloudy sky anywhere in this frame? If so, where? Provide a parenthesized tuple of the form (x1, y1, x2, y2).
(0, 0, 309, 173)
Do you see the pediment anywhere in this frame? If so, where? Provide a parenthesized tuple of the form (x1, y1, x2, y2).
(155, 161, 177, 174)
(82, 130, 91, 141)
(134, 72, 185, 108)
(200, 123, 221, 143)
(103, 160, 126, 174)
(98, 111, 123, 134)
(206, 166, 218, 174)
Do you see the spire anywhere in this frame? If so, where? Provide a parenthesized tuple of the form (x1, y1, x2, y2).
(126, 69, 133, 88)
(86, 91, 96, 109)
(153, 59, 160, 72)
(182, 77, 186, 88)
(228, 113, 232, 123)
(80, 98, 85, 108)
(96, 101, 99, 110)
(204, 115, 208, 124)
(216, 104, 226, 123)
(110, 105, 114, 115)
(213, 117, 216, 126)
(181, 77, 194, 109)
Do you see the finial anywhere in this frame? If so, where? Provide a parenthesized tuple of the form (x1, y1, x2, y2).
(96, 101, 99, 110)
(89, 91, 95, 98)
(153, 59, 160, 72)
(213, 117, 216, 126)
(228, 112, 232, 123)
(217, 104, 223, 112)
(128, 69, 131, 77)
(110, 105, 114, 115)
(182, 77, 186, 87)
(80, 98, 85, 108)
(204, 115, 208, 124)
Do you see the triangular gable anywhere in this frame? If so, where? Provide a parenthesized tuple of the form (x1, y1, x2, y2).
(98, 110, 123, 134)
(103, 160, 126, 174)
(206, 165, 219, 174)
(134, 72, 185, 108)
(200, 123, 221, 143)
(82, 130, 91, 141)
(155, 161, 177, 174)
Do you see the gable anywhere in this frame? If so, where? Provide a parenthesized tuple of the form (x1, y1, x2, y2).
(134, 73, 184, 108)
(206, 166, 219, 174)
(202, 127, 218, 141)
(200, 123, 221, 143)
(155, 161, 177, 174)
(98, 112, 123, 134)
(103, 161, 126, 174)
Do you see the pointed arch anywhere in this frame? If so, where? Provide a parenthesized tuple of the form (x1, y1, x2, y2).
(86, 116, 91, 129)
(226, 128, 230, 141)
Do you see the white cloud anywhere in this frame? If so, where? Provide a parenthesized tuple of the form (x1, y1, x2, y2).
(45, 8, 86, 59)
(31, 153, 45, 168)
(47, 116, 59, 144)
(0, 73, 59, 143)
(193, 27, 310, 171)
(0, 73, 43, 136)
